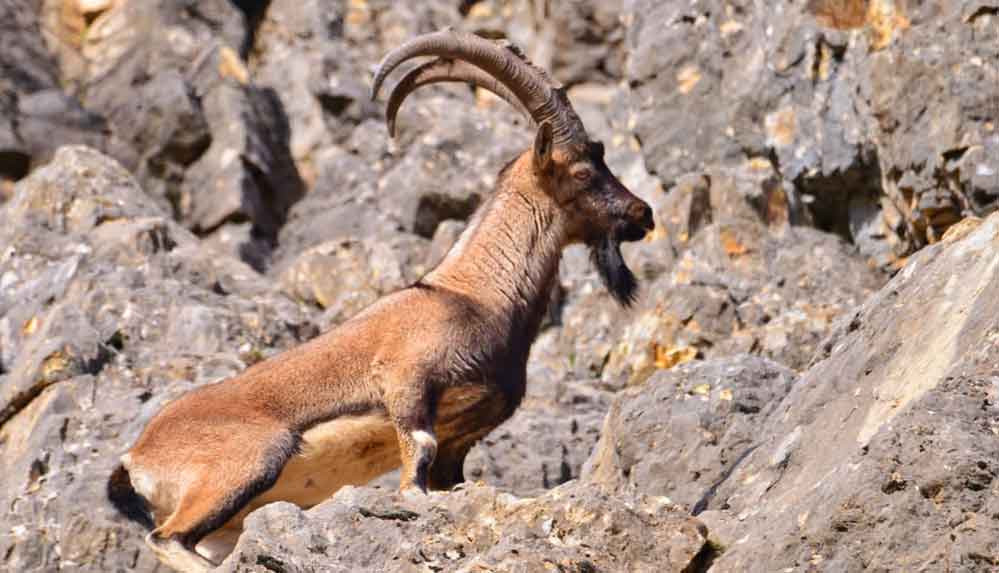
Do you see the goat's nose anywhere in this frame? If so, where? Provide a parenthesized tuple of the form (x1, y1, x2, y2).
(632, 203, 654, 231)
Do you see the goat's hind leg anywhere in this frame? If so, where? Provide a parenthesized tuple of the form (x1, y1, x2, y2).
(145, 531, 216, 573)
(148, 473, 267, 572)
(148, 432, 295, 571)
(149, 484, 238, 572)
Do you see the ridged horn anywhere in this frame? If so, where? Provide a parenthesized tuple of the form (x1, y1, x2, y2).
(385, 58, 534, 137)
(371, 29, 585, 144)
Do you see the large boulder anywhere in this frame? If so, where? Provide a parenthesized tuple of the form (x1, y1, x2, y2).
(220, 482, 711, 572)
(584, 356, 797, 510)
(36, 0, 305, 249)
(584, 211, 999, 570)
(531, 162, 886, 389)
(0, 147, 313, 571)
(0, 0, 112, 186)
(699, 212, 999, 570)
(625, 0, 999, 268)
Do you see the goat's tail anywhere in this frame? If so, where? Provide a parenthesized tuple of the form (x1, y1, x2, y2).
(107, 464, 155, 531)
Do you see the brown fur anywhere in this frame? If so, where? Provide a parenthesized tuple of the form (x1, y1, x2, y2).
(109, 89, 653, 573)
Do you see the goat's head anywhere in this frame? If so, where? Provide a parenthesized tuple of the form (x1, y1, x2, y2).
(371, 30, 654, 305)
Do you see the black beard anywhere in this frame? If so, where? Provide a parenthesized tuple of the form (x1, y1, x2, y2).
(590, 237, 638, 307)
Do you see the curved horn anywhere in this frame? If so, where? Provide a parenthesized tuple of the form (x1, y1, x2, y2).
(372, 29, 585, 144)
(386, 58, 534, 137)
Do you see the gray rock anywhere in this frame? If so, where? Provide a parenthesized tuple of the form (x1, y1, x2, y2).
(653, 213, 999, 570)
(625, 0, 999, 269)
(869, 2, 999, 248)
(0, 1, 112, 181)
(221, 482, 710, 573)
(40, 0, 307, 253)
(180, 81, 305, 239)
(0, 147, 313, 571)
(532, 162, 885, 389)
(273, 93, 529, 271)
(462, 0, 627, 86)
(464, 379, 612, 495)
(374, 94, 530, 237)
(583, 356, 797, 510)
(251, 0, 345, 164)
(278, 235, 426, 328)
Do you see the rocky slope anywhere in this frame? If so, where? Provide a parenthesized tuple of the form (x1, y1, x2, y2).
(1, 0, 997, 571)
(587, 213, 999, 570)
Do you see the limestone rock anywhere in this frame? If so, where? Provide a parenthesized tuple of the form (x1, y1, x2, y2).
(221, 482, 711, 573)
(0, 147, 313, 571)
(589, 211, 999, 570)
(700, 211, 999, 570)
(625, 0, 999, 268)
(583, 356, 797, 510)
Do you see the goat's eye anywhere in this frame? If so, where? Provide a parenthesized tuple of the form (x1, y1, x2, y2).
(573, 169, 593, 182)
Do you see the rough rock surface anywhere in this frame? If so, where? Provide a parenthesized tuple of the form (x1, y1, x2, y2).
(585, 213, 999, 570)
(0, 147, 313, 571)
(626, 0, 999, 268)
(699, 212, 999, 571)
(277, 235, 426, 328)
(220, 482, 710, 573)
(463, 378, 612, 496)
(2, 0, 995, 571)
(584, 356, 797, 510)
(0, 0, 112, 184)
(34, 0, 306, 251)
(531, 163, 886, 389)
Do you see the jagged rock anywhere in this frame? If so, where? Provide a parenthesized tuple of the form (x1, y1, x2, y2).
(0, 0, 112, 182)
(636, 212, 999, 570)
(601, 219, 883, 383)
(868, 1, 999, 248)
(35, 0, 306, 249)
(179, 81, 305, 239)
(278, 235, 427, 328)
(272, 143, 389, 265)
(583, 356, 797, 510)
(250, 0, 346, 167)
(462, 0, 627, 86)
(273, 93, 529, 271)
(0, 147, 313, 571)
(625, 0, 999, 269)
(464, 379, 611, 495)
(374, 94, 530, 238)
(531, 162, 885, 389)
(221, 482, 711, 573)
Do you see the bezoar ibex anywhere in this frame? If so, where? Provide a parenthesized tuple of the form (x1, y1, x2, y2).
(107, 30, 654, 572)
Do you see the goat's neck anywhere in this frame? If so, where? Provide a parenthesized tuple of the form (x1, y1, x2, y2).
(425, 166, 565, 335)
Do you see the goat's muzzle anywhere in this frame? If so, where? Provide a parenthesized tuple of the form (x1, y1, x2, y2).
(619, 203, 655, 242)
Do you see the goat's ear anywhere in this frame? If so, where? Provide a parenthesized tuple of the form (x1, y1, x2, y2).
(533, 121, 554, 173)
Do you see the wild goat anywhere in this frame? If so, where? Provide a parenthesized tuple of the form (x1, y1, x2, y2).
(106, 30, 654, 572)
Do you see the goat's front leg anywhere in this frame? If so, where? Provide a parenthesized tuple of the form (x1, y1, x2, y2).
(386, 384, 438, 493)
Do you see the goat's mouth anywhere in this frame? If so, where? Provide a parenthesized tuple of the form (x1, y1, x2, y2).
(618, 205, 655, 242)
(618, 219, 653, 243)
